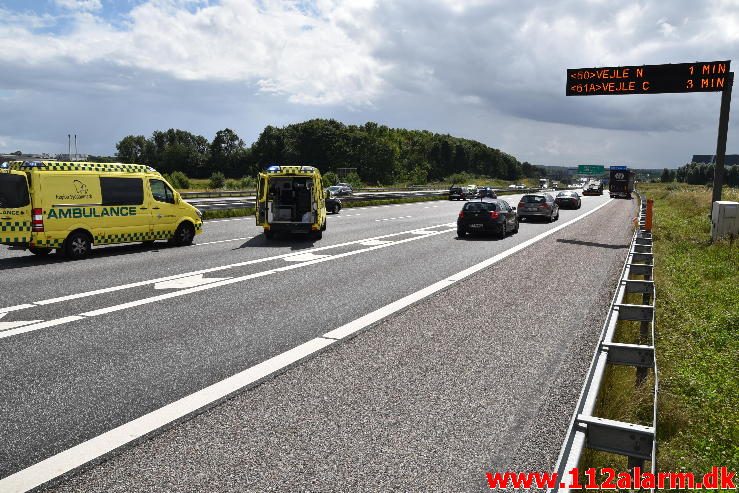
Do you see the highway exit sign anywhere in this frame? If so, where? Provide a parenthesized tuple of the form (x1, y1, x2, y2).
(578, 165, 604, 174)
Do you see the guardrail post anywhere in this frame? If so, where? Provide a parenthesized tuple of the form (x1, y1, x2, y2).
(644, 199, 653, 232)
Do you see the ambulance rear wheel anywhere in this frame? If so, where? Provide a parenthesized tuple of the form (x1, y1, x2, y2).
(311, 230, 323, 240)
(29, 246, 52, 256)
(264, 230, 274, 240)
(65, 232, 91, 259)
(171, 222, 195, 246)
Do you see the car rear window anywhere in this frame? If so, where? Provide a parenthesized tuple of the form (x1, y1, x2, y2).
(0, 173, 30, 208)
(463, 202, 497, 212)
(521, 195, 545, 203)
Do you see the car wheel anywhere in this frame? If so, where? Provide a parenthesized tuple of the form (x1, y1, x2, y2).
(29, 246, 52, 256)
(171, 222, 195, 246)
(64, 231, 91, 259)
(333, 204, 340, 214)
(457, 228, 467, 238)
(498, 222, 507, 239)
(513, 219, 519, 233)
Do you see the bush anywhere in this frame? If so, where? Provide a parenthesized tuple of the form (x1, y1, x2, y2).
(341, 171, 363, 189)
(239, 176, 255, 189)
(169, 170, 191, 189)
(208, 171, 226, 189)
(322, 171, 338, 187)
(224, 178, 240, 190)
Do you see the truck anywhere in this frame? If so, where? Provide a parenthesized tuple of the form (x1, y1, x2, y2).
(255, 165, 327, 240)
(609, 167, 635, 199)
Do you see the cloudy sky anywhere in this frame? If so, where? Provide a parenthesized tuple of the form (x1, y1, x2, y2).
(0, 0, 737, 168)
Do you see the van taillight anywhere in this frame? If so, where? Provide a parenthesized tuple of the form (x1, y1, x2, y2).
(32, 208, 44, 232)
(518, 202, 524, 209)
(489, 211, 499, 219)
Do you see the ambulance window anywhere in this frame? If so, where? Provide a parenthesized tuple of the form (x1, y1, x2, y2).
(150, 179, 175, 204)
(101, 177, 144, 205)
(0, 174, 30, 208)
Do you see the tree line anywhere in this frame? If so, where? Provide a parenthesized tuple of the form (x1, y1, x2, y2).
(115, 119, 545, 184)
(660, 162, 739, 187)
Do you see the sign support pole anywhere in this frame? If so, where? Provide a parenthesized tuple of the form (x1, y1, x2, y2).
(712, 72, 733, 204)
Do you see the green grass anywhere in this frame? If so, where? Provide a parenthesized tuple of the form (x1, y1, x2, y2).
(641, 184, 738, 473)
(581, 184, 738, 478)
(201, 207, 255, 220)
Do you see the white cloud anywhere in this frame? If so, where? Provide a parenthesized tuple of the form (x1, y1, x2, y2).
(0, 0, 736, 166)
(54, 0, 103, 12)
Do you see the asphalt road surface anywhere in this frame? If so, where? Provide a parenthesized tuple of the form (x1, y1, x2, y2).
(0, 193, 636, 491)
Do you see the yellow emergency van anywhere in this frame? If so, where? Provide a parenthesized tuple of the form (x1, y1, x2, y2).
(0, 161, 203, 259)
(255, 165, 326, 240)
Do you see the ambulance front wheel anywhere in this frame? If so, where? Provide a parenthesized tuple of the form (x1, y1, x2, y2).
(171, 222, 195, 246)
(65, 231, 92, 259)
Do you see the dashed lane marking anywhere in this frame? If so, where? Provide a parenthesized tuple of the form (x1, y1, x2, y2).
(0, 199, 616, 493)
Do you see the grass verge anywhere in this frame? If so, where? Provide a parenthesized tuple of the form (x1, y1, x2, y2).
(201, 207, 255, 220)
(581, 184, 738, 478)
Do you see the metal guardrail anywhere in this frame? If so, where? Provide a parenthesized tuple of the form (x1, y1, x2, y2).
(548, 193, 658, 491)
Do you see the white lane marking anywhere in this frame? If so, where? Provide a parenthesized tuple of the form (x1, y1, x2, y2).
(359, 239, 391, 246)
(324, 199, 615, 339)
(0, 316, 85, 339)
(375, 216, 412, 222)
(203, 217, 251, 224)
(0, 337, 336, 493)
(0, 225, 456, 337)
(0, 199, 617, 491)
(154, 275, 230, 290)
(282, 253, 330, 262)
(196, 237, 251, 246)
(0, 304, 35, 314)
(5, 223, 453, 312)
(0, 319, 44, 332)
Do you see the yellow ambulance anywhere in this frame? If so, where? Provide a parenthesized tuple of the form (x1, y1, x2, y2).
(0, 161, 203, 259)
(255, 165, 326, 240)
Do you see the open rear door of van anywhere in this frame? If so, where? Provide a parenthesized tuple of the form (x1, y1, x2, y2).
(0, 170, 32, 245)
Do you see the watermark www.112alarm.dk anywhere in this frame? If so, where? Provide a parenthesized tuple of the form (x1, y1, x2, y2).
(486, 466, 736, 490)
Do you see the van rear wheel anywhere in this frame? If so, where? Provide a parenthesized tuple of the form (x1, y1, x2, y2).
(171, 222, 195, 246)
(65, 232, 91, 259)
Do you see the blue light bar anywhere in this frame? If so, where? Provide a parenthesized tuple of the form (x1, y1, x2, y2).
(266, 165, 281, 172)
(300, 166, 315, 172)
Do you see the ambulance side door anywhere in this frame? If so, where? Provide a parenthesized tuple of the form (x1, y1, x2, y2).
(99, 176, 149, 241)
(0, 170, 32, 245)
(148, 178, 179, 236)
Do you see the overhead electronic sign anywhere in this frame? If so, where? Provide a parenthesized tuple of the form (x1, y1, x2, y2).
(566, 61, 730, 96)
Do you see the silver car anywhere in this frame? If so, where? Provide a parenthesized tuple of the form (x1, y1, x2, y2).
(516, 193, 560, 222)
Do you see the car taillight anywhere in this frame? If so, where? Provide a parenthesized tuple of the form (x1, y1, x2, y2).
(518, 202, 524, 209)
(489, 211, 499, 219)
(458, 211, 464, 218)
(32, 208, 44, 232)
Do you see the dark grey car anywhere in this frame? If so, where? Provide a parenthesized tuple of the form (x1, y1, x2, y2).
(516, 193, 559, 222)
(457, 199, 518, 238)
